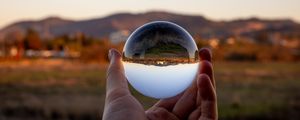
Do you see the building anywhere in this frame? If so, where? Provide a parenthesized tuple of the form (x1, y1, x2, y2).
(109, 30, 130, 44)
(208, 38, 220, 48)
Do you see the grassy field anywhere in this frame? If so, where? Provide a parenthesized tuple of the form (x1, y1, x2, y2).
(0, 59, 300, 120)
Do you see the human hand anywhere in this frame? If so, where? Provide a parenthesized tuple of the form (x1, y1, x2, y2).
(102, 48, 217, 120)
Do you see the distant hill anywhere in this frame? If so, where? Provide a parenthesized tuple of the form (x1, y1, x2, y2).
(1, 11, 300, 41)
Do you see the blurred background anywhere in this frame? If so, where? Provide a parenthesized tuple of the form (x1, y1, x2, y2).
(0, 0, 300, 120)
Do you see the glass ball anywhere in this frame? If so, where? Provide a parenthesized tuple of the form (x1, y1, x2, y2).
(122, 21, 199, 99)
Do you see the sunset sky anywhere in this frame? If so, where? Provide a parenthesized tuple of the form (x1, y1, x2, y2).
(0, 0, 299, 28)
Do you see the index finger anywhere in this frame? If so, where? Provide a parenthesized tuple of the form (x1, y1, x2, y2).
(106, 49, 130, 101)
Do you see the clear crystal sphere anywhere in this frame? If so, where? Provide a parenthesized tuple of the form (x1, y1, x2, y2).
(122, 21, 199, 99)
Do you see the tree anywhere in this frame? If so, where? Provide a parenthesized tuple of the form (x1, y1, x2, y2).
(23, 29, 42, 50)
(255, 31, 271, 45)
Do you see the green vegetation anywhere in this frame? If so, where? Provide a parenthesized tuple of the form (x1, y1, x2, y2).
(214, 62, 300, 119)
(145, 43, 188, 58)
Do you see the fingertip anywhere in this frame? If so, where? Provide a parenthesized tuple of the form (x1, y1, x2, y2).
(108, 48, 122, 62)
(199, 48, 212, 62)
(107, 48, 124, 77)
(197, 74, 210, 88)
(199, 60, 213, 83)
(197, 74, 216, 101)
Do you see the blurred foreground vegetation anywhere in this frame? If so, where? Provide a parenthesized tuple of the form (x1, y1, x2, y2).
(0, 60, 299, 120)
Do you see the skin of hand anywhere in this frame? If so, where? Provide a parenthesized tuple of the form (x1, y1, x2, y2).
(103, 48, 217, 120)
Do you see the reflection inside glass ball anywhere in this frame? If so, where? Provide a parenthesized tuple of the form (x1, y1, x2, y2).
(122, 21, 199, 99)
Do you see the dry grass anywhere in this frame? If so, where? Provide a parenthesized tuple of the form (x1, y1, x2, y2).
(0, 60, 300, 120)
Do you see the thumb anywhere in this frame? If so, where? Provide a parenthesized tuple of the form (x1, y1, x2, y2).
(106, 49, 130, 101)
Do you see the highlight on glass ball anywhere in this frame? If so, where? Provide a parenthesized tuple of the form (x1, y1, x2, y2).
(122, 21, 200, 99)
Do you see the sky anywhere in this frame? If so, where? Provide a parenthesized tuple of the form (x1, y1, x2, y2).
(0, 0, 299, 28)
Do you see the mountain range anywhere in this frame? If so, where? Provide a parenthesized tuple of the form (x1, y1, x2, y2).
(1, 11, 300, 41)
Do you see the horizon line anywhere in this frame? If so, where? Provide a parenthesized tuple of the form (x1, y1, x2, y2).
(1, 10, 299, 29)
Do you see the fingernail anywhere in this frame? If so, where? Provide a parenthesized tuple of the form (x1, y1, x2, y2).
(108, 49, 113, 61)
